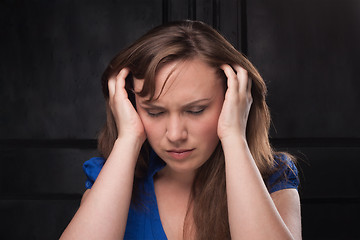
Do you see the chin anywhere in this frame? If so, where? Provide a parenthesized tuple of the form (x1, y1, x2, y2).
(164, 157, 208, 174)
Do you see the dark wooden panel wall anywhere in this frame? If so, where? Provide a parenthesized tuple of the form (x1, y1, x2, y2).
(1, 0, 359, 239)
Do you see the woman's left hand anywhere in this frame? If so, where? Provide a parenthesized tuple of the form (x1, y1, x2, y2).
(217, 64, 253, 142)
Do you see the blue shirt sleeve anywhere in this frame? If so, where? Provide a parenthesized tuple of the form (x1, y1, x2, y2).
(267, 154, 299, 193)
(83, 157, 105, 189)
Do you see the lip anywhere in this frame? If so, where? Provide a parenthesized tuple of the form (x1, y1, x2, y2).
(166, 149, 194, 160)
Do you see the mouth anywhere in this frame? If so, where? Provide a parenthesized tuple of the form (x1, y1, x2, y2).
(166, 149, 194, 160)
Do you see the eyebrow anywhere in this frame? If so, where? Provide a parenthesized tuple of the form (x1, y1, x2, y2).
(139, 98, 212, 108)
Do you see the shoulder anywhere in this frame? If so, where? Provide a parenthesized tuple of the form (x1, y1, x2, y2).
(83, 157, 106, 189)
(267, 153, 299, 194)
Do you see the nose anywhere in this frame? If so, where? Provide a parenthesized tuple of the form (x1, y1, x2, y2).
(165, 114, 188, 143)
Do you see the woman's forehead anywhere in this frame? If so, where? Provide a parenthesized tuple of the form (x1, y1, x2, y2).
(133, 58, 222, 99)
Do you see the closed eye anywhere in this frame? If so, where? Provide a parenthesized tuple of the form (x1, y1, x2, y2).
(187, 106, 207, 115)
(146, 110, 164, 117)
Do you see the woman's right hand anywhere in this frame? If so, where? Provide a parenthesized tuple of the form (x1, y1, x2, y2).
(60, 68, 144, 240)
(108, 68, 146, 143)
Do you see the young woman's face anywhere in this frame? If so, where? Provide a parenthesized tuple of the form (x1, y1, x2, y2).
(134, 58, 225, 175)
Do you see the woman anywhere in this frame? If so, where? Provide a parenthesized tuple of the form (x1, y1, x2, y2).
(61, 20, 301, 239)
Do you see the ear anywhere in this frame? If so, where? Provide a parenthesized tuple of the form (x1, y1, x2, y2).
(217, 67, 228, 91)
(125, 72, 136, 108)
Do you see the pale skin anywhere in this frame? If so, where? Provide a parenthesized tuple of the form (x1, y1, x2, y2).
(60, 58, 301, 239)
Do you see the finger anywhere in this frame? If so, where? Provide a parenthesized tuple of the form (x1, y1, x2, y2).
(108, 77, 116, 99)
(115, 68, 130, 95)
(247, 77, 252, 93)
(233, 65, 248, 95)
(220, 64, 238, 94)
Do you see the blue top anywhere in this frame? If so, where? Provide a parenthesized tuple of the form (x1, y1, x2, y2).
(83, 152, 299, 240)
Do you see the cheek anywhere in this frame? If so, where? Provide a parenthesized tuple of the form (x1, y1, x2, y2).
(139, 114, 163, 143)
(193, 109, 221, 142)
(196, 98, 224, 142)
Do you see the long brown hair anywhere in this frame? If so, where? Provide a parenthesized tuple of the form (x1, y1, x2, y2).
(98, 20, 288, 239)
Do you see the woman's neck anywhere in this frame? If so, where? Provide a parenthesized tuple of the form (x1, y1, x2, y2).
(155, 165, 196, 189)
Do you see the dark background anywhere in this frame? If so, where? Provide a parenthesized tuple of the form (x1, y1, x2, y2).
(1, 0, 359, 239)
